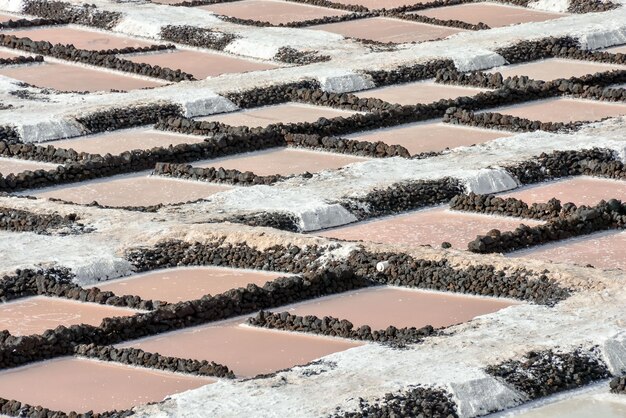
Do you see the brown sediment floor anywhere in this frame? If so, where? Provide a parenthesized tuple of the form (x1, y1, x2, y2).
(0, 157, 58, 176)
(487, 58, 626, 81)
(318, 207, 543, 249)
(195, 148, 368, 176)
(0, 62, 166, 92)
(285, 286, 518, 329)
(122, 320, 362, 377)
(199, 0, 350, 25)
(417, 3, 565, 28)
(310, 17, 465, 44)
(196, 103, 357, 128)
(510, 230, 626, 271)
(93, 266, 285, 303)
(47, 128, 206, 155)
(0, 296, 138, 336)
(485, 97, 626, 123)
(353, 80, 489, 105)
(346, 120, 512, 154)
(0, 357, 213, 413)
(125, 50, 278, 79)
(1, 27, 154, 51)
(30, 174, 231, 207)
(501, 176, 626, 206)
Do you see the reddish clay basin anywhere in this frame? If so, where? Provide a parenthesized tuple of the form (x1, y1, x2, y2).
(200, 0, 349, 24)
(501, 176, 626, 206)
(48, 127, 205, 155)
(354, 80, 489, 105)
(30, 174, 230, 207)
(0, 13, 15, 22)
(486, 97, 626, 123)
(417, 3, 565, 28)
(346, 120, 512, 155)
(123, 320, 361, 377)
(488, 58, 626, 81)
(286, 286, 517, 329)
(93, 267, 285, 303)
(311, 17, 465, 44)
(0, 49, 26, 59)
(3, 26, 154, 51)
(125, 50, 277, 79)
(0, 157, 58, 176)
(510, 230, 626, 270)
(0, 357, 212, 413)
(331, 0, 428, 8)
(0, 296, 138, 336)
(197, 103, 356, 128)
(0, 62, 165, 92)
(196, 148, 367, 176)
(319, 207, 543, 249)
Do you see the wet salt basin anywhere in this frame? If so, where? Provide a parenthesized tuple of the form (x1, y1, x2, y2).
(0, 61, 165, 92)
(123, 319, 361, 377)
(195, 147, 368, 176)
(353, 80, 489, 105)
(488, 58, 626, 82)
(30, 173, 230, 207)
(486, 97, 626, 123)
(311, 17, 465, 44)
(125, 49, 278, 79)
(93, 267, 285, 303)
(346, 120, 512, 155)
(2, 26, 154, 51)
(510, 230, 626, 270)
(196, 102, 356, 128)
(331, 0, 422, 7)
(417, 3, 565, 28)
(501, 176, 626, 206)
(0, 157, 58, 176)
(318, 207, 542, 249)
(47, 127, 205, 155)
(199, 0, 349, 24)
(0, 296, 138, 336)
(285, 286, 517, 329)
(0, 357, 212, 413)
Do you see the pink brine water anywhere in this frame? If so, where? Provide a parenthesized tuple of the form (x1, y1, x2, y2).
(0, 157, 58, 176)
(354, 80, 489, 105)
(488, 58, 626, 81)
(200, 0, 349, 24)
(485, 98, 626, 123)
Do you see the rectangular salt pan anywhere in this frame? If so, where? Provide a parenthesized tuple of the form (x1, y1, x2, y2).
(318, 207, 543, 249)
(487, 58, 626, 82)
(195, 148, 368, 176)
(0, 157, 58, 176)
(311, 17, 465, 44)
(417, 3, 565, 28)
(30, 174, 230, 207)
(123, 320, 361, 377)
(93, 267, 285, 303)
(330, 0, 428, 8)
(500, 176, 626, 206)
(3, 26, 154, 51)
(0, 62, 165, 92)
(47, 127, 205, 156)
(286, 286, 517, 329)
(196, 103, 356, 128)
(354, 80, 489, 106)
(346, 120, 512, 155)
(486, 98, 626, 123)
(0, 296, 138, 336)
(0, 357, 212, 413)
(510, 230, 626, 270)
(125, 50, 278, 79)
(200, 0, 349, 25)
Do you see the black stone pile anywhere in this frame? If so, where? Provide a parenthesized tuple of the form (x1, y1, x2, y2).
(287, 0, 368, 12)
(225, 80, 319, 108)
(0, 267, 71, 302)
(385, 10, 489, 31)
(225, 211, 301, 232)
(610, 375, 626, 394)
(337, 250, 570, 305)
(332, 386, 459, 418)
(468, 199, 626, 254)
(364, 59, 454, 87)
(160, 25, 236, 50)
(0, 17, 68, 30)
(75, 344, 236, 378)
(0, 398, 133, 418)
(450, 193, 564, 220)
(0, 54, 43, 66)
(154, 161, 289, 186)
(248, 310, 437, 346)
(273, 47, 331, 65)
(23, 0, 121, 29)
(77, 103, 183, 134)
(285, 133, 411, 158)
(568, 0, 619, 13)
(486, 348, 611, 399)
(0, 206, 85, 235)
(495, 37, 581, 64)
(0, 126, 19, 143)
